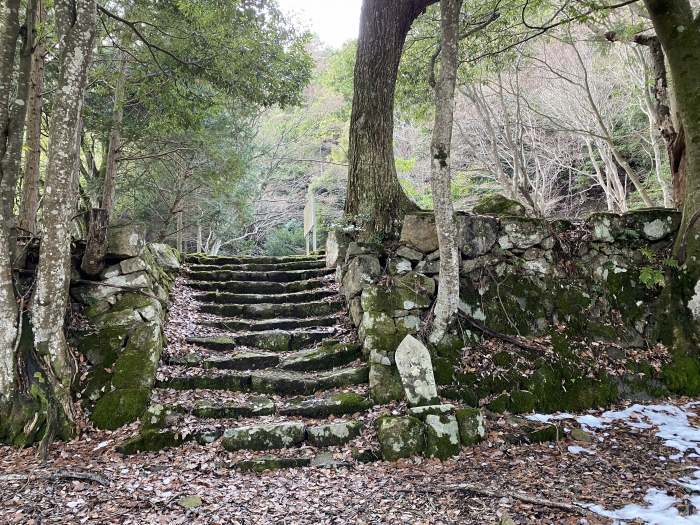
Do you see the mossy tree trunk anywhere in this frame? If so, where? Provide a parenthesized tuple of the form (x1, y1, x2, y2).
(345, 0, 437, 239)
(429, 0, 462, 343)
(644, 0, 700, 354)
(28, 0, 97, 446)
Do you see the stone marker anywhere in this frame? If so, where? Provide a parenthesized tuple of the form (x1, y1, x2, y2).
(395, 334, 439, 406)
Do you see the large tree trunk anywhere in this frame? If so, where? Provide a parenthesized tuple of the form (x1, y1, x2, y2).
(18, 0, 45, 236)
(345, 0, 437, 238)
(429, 0, 461, 343)
(0, 0, 21, 402)
(644, 0, 700, 354)
(81, 56, 126, 276)
(31, 0, 96, 443)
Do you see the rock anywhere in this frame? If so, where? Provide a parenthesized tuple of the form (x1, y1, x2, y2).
(424, 413, 461, 459)
(498, 217, 548, 250)
(377, 416, 426, 461)
(345, 241, 382, 260)
(396, 245, 424, 262)
(510, 390, 537, 414)
(349, 297, 363, 327)
(569, 427, 593, 442)
(178, 495, 203, 509)
(587, 212, 623, 243)
(310, 451, 344, 468)
(472, 194, 526, 216)
(408, 404, 455, 420)
(306, 420, 363, 447)
(222, 422, 306, 451)
(279, 392, 373, 418)
(455, 407, 486, 445)
(369, 362, 405, 403)
(325, 229, 352, 268)
(107, 224, 145, 258)
(360, 273, 435, 314)
(400, 213, 439, 253)
(148, 243, 180, 271)
(395, 335, 439, 406)
(503, 417, 561, 444)
(388, 257, 412, 275)
(415, 260, 440, 275)
(342, 255, 381, 300)
(457, 214, 499, 259)
(119, 257, 148, 275)
(279, 342, 361, 372)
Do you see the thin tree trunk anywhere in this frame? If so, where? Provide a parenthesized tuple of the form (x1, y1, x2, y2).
(345, 0, 436, 238)
(429, 0, 461, 343)
(31, 0, 97, 441)
(81, 56, 126, 276)
(18, 0, 44, 235)
(0, 0, 21, 401)
(176, 209, 183, 253)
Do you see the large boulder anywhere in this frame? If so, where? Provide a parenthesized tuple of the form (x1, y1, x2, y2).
(472, 194, 526, 216)
(456, 214, 500, 259)
(342, 254, 381, 300)
(377, 416, 426, 461)
(498, 217, 549, 250)
(400, 213, 439, 253)
(107, 224, 145, 258)
(395, 335, 439, 406)
(369, 362, 405, 403)
(325, 229, 353, 268)
(148, 243, 180, 271)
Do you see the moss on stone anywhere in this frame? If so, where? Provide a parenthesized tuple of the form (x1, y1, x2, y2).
(369, 363, 405, 403)
(424, 413, 461, 460)
(662, 354, 700, 395)
(473, 194, 526, 216)
(455, 407, 485, 445)
(91, 388, 151, 430)
(117, 429, 186, 454)
(75, 326, 128, 366)
(509, 390, 536, 414)
(111, 323, 162, 390)
(377, 415, 426, 461)
(234, 456, 311, 473)
(487, 393, 510, 413)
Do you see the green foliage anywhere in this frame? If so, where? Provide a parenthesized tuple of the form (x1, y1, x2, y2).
(639, 267, 665, 290)
(263, 220, 305, 256)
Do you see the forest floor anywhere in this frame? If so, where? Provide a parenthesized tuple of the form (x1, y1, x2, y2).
(1, 397, 699, 524)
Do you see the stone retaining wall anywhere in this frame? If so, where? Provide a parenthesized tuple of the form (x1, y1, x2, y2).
(70, 227, 180, 429)
(329, 204, 685, 413)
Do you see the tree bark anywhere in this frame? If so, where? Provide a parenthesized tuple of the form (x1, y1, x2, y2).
(31, 0, 97, 440)
(644, 0, 700, 352)
(18, 0, 45, 236)
(0, 0, 21, 401)
(345, 0, 437, 238)
(429, 0, 462, 343)
(81, 55, 127, 276)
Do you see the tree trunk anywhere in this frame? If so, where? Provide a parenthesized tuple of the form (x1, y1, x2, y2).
(31, 0, 96, 443)
(644, 0, 700, 353)
(345, 0, 437, 238)
(0, 0, 21, 402)
(81, 56, 126, 276)
(2, 0, 36, 259)
(429, 0, 461, 343)
(18, 0, 45, 236)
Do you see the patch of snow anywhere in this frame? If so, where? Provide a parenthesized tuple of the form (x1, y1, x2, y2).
(567, 445, 594, 455)
(587, 488, 700, 525)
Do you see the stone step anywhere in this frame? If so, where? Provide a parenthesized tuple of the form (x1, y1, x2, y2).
(189, 260, 326, 272)
(185, 278, 327, 294)
(185, 254, 324, 265)
(165, 351, 280, 370)
(186, 268, 333, 283)
(278, 342, 361, 372)
(199, 315, 339, 332)
(157, 365, 369, 395)
(198, 300, 343, 320)
(187, 329, 335, 352)
(195, 288, 336, 305)
(278, 391, 373, 418)
(183, 395, 276, 419)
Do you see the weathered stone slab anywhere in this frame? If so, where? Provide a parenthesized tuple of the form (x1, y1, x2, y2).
(222, 422, 306, 451)
(395, 335, 439, 406)
(424, 413, 461, 459)
(342, 255, 381, 299)
(472, 194, 526, 216)
(455, 407, 486, 445)
(325, 229, 352, 268)
(306, 420, 363, 447)
(108, 224, 145, 258)
(377, 415, 425, 461)
(400, 213, 438, 253)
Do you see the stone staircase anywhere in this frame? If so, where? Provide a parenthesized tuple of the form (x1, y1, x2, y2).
(120, 253, 379, 470)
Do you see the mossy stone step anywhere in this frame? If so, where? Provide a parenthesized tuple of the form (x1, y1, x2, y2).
(190, 395, 275, 419)
(185, 254, 324, 265)
(279, 342, 362, 372)
(187, 268, 333, 283)
(156, 365, 368, 395)
(279, 391, 373, 418)
(222, 421, 306, 451)
(195, 288, 336, 305)
(189, 260, 326, 272)
(165, 351, 280, 370)
(250, 365, 370, 396)
(307, 420, 364, 447)
(199, 300, 343, 320)
(185, 278, 326, 294)
(199, 316, 339, 332)
(188, 330, 334, 352)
